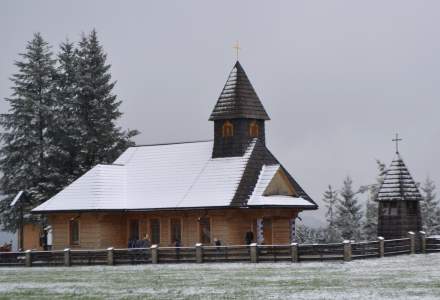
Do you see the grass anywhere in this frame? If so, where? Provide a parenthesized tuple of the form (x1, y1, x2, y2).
(0, 254, 439, 299)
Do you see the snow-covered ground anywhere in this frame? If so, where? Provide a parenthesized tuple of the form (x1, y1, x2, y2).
(0, 254, 439, 299)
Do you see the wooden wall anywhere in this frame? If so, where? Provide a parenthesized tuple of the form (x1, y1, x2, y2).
(48, 208, 300, 250)
(23, 223, 42, 250)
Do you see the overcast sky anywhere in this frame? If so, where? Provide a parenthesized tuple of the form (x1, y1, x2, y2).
(1, 0, 439, 226)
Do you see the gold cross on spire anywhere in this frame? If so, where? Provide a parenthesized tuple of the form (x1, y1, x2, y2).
(392, 133, 402, 154)
(233, 41, 241, 61)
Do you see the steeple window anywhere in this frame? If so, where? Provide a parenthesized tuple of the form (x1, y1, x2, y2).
(222, 121, 234, 138)
(249, 121, 259, 138)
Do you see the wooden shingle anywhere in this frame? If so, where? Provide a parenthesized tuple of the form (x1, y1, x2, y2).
(209, 61, 270, 121)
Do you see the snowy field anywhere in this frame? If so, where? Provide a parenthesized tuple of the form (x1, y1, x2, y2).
(0, 254, 439, 299)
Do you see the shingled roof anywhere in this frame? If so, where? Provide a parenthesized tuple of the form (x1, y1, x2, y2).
(209, 61, 270, 121)
(377, 153, 422, 202)
(33, 140, 316, 212)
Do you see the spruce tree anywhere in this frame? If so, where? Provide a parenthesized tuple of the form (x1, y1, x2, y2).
(362, 160, 386, 240)
(0, 33, 56, 230)
(421, 177, 440, 235)
(322, 185, 341, 242)
(49, 40, 81, 188)
(75, 30, 138, 173)
(335, 176, 363, 240)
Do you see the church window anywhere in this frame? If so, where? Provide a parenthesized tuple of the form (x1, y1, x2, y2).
(199, 217, 211, 244)
(69, 219, 79, 246)
(150, 219, 161, 245)
(249, 121, 259, 137)
(222, 121, 234, 137)
(129, 219, 140, 241)
(170, 218, 182, 244)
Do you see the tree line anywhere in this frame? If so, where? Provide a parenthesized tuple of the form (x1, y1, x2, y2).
(297, 161, 440, 243)
(0, 31, 139, 231)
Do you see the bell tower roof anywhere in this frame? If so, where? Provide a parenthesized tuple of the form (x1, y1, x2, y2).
(209, 61, 270, 121)
(377, 152, 422, 202)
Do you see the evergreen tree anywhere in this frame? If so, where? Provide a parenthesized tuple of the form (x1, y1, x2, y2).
(322, 185, 341, 242)
(335, 176, 363, 240)
(0, 33, 56, 230)
(362, 160, 386, 240)
(296, 224, 325, 244)
(75, 30, 138, 173)
(420, 177, 440, 235)
(48, 40, 81, 191)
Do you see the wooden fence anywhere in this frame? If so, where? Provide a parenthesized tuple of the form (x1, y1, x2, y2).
(1, 231, 439, 267)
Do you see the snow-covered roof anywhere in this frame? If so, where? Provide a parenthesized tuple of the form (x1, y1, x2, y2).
(10, 191, 24, 207)
(248, 165, 315, 207)
(377, 153, 422, 202)
(33, 140, 315, 213)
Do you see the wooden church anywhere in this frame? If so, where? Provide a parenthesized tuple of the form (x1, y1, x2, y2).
(376, 139, 422, 239)
(32, 61, 318, 250)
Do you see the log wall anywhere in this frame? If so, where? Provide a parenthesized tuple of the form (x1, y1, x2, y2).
(47, 208, 299, 250)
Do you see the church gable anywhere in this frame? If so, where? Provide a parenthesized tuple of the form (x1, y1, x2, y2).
(263, 168, 297, 197)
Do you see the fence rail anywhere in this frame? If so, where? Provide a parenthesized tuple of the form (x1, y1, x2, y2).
(0, 231, 437, 267)
(426, 237, 440, 253)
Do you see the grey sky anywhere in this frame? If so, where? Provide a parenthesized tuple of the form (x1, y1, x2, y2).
(1, 0, 439, 226)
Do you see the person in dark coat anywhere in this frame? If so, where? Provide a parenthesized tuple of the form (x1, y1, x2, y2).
(245, 231, 254, 245)
(143, 234, 151, 248)
(174, 238, 181, 259)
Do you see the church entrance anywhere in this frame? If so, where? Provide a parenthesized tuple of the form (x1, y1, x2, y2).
(263, 218, 273, 245)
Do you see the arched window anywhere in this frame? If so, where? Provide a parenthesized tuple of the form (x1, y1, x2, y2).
(249, 121, 259, 138)
(222, 121, 234, 137)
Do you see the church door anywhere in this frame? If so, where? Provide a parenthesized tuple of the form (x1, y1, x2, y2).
(263, 218, 273, 245)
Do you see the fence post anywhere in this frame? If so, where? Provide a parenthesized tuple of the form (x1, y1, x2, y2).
(107, 247, 114, 266)
(408, 231, 415, 254)
(290, 243, 299, 263)
(419, 231, 426, 254)
(378, 237, 385, 258)
(195, 243, 203, 263)
(151, 245, 158, 264)
(25, 250, 32, 267)
(250, 243, 258, 263)
(64, 248, 71, 267)
(343, 240, 352, 262)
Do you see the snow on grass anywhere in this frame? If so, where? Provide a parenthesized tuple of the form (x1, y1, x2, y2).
(0, 254, 439, 299)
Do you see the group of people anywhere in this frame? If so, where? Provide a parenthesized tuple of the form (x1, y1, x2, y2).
(128, 234, 152, 249)
(126, 232, 256, 249)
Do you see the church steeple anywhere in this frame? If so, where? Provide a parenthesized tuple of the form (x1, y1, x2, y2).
(210, 61, 270, 158)
(209, 61, 270, 121)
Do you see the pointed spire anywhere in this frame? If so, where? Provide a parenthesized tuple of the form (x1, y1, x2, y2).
(377, 153, 422, 202)
(209, 61, 270, 121)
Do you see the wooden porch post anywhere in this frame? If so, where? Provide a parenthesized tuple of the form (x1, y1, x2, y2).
(419, 231, 426, 254)
(64, 248, 71, 267)
(343, 240, 351, 262)
(151, 245, 158, 264)
(107, 247, 114, 266)
(408, 231, 415, 254)
(250, 243, 258, 263)
(378, 237, 385, 258)
(25, 249, 32, 267)
(195, 243, 203, 263)
(290, 243, 299, 263)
